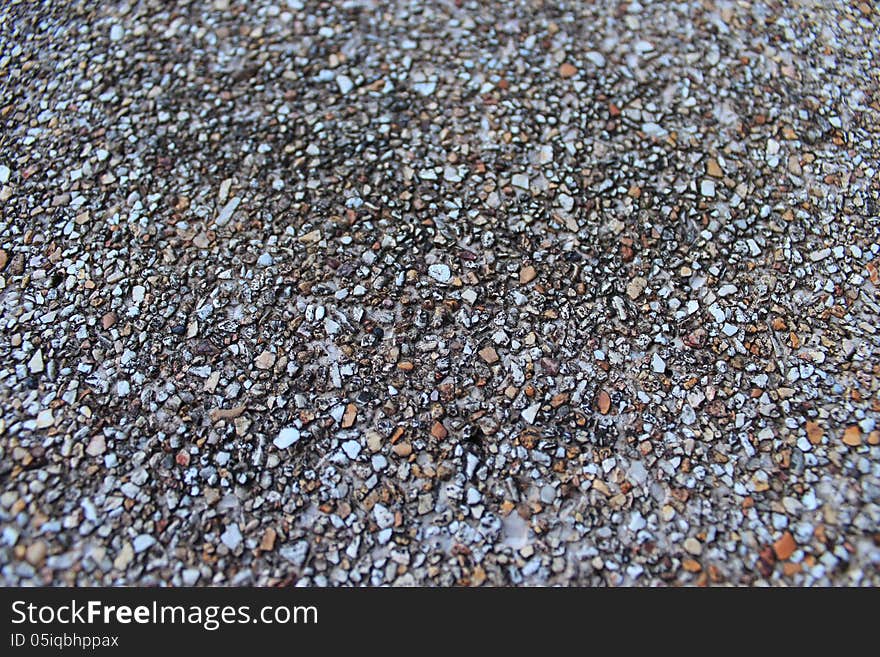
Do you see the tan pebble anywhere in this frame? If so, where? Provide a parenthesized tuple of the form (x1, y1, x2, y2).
(478, 346, 499, 364)
(519, 265, 537, 284)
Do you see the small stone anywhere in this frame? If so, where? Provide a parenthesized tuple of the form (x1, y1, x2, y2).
(274, 427, 300, 449)
(773, 531, 797, 560)
(25, 541, 47, 566)
(341, 439, 361, 459)
(109, 24, 124, 41)
(257, 253, 273, 266)
(519, 265, 537, 284)
(626, 276, 647, 300)
(596, 390, 611, 415)
(0, 165, 10, 184)
(298, 228, 321, 243)
(341, 402, 358, 428)
(209, 406, 247, 423)
(683, 537, 702, 555)
(413, 80, 436, 96)
(215, 197, 241, 226)
(373, 504, 394, 529)
(255, 350, 276, 370)
(428, 263, 451, 283)
(133, 534, 156, 553)
(392, 442, 412, 457)
(585, 51, 606, 67)
(279, 541, 309, 566)
(706, 158, 724, 177)
(478, 346, 499, 364)
(181, 569, 200, 585)
(86, 434, 106, 456)
(700, 180, 716, 197)
(521, 402, 541, 424)
(101, 312, 117, 329)
(842, 425, 862, 447)
(805, 421, 823, 444)
(220, 524, 242, 550)
(651, 353, 666, 373)
(27, 349, 44, 374)
(336, 74, 354, 94)
(511, 173, 530, 189)
(113, 543, 134, 570)
(431, 421, 448, 439)
(35, 409, 53, 429)
(260, 528, 277, 552)
(559, 62, 578, 78)
(131, 285, 146, 303)
(682, 558, 702, 573)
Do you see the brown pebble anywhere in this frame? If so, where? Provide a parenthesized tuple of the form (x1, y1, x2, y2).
(342, 403, 358, 428)
(431, 421, 448, 439)
(25, 541, 47, 567)
(478, 346, 499, 364)
(209, 405, 246, 423)
(559, 62, 577, 78)
(842, 425, 861, 446)
(259, 527, 277, 552)
(101, 312, 117, 329)
(519, 265, 537, 284)
(392, 442, 412, 457)
(597, 390, 611, 415)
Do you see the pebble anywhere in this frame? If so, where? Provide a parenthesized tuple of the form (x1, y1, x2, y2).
(24, 541, 47, 567)
(521, 402, 541, 424)
(255, 350, 276, 369)
(651, 353, 666, 373)
(683, 538, 702, 556)
(27, 349, 44, 374)
(341, 440, 361, 459)
(427, 264, 451, 283)
(220, 524, 242, 551)
(626, 276, 647, 300)
(511, 173, 530, 189)
(215, 197, 241, 226)
(86, 435, 106, 456)
(273, 427, 300, 449)
(35, 409, 54, 429)
(519, 265, 537, 284)
(336, 74, 354, 95)
(132, 535, 156, 553)
(478, 346, 499, 364)
(585, 51, 606, 67)
(373, 504, 394, 529)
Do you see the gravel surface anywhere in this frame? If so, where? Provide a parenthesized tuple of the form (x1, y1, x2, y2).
(1, 1, 878, 586)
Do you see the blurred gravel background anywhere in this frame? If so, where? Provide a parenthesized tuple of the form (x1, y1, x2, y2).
(1, 0, 878, 586)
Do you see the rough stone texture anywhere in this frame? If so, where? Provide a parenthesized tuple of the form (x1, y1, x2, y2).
(0, 1, 878, 587)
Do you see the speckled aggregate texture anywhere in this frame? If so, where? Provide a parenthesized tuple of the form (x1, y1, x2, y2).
(1, 0, 878, 586)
